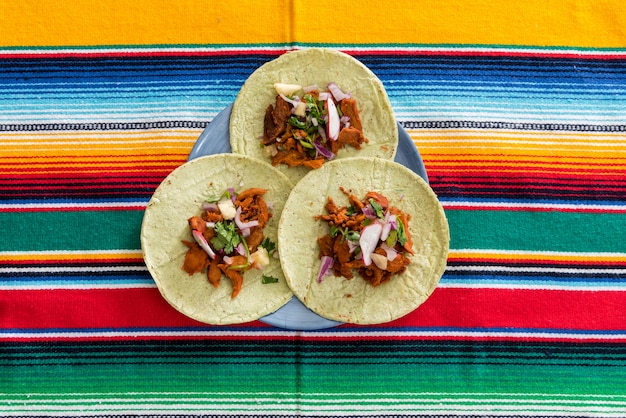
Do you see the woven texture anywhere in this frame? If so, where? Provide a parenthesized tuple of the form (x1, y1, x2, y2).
(1, 1, 626, 416)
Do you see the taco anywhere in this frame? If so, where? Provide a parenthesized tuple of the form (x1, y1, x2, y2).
(230, 48, 398, 184)
(277, 157, 449, 324)
(141, 154, 294, 325)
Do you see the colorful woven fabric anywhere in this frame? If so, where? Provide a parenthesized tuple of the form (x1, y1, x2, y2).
(1, 1, 626, 416)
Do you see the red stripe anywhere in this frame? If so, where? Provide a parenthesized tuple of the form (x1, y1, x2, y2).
(1, 287, 625, 334)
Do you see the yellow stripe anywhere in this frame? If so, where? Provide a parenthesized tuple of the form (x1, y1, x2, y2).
(421, 153, 625, 166)
(0, 167, 175, 175)
(0, 131, 199, 159)
(409, 129, 626, 144)
(410, 129, 626, 167)
(1, 145, 194, 158)
(0, 155, 188, 166)
(1, 0, 625, 48)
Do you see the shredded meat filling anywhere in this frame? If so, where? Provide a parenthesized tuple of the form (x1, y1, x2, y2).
(316, 189, 413, 287)
(181, 188, 273, 298)
(262, 85, 368, 169)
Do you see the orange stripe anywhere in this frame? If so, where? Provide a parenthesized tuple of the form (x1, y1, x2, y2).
(2, 251, 143, 263)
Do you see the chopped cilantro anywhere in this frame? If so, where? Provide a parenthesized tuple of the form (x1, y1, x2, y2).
(330, 225, 360, 243)
(397, 218, 408, 246)
(228, 262, 250, 271)
(288, 116, 307, 130)
(368, 198, 384, 218)
(345, 230, 360, 242)
(260, 237, 276, 255)
(299, 138, 314, 149)
(211, 221, 241, 254)
(304, 94, 323, 120)
(262, 275, 279, 284)
(207, 189, 234, 203)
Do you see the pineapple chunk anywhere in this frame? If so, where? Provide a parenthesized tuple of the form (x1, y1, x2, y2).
(274, 82, 302, 96)
(251, 247, 270, 269)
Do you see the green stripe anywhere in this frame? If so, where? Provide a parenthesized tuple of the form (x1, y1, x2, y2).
(446, 209, 626, 253)
(0, 210, 143, 251)
(3, 342, 626, 397)
(5, 208, 625, 253)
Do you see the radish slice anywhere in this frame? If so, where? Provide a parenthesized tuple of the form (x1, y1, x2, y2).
(325, 97, 340, 140)
(192, 229, 216, 259)
(359, 223, 383, 266)
(317, 256, 334, 283)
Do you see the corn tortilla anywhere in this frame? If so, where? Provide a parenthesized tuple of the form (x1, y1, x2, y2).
(277, 157, 449, 324)
(230, 48, 398, 184)
(141, 154, 294, 325)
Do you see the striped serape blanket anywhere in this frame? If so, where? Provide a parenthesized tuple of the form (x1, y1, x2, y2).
(1, 1, 626, 416)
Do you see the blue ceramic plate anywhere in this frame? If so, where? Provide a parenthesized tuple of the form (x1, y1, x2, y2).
(188, 104, 428, 330)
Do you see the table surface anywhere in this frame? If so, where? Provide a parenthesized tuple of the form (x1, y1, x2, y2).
(1, 1, 626, 416)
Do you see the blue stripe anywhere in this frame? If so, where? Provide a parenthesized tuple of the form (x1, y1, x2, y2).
(1, 55, 625, 124)
(441, 274, 626, 289)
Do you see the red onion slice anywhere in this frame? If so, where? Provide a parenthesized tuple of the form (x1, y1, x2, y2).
(327, 82, 351, 101)
(303, 84, 319, 93)
(316, 256, 334, 283)
(192, 229, 216, 259)
(202, 202, 219, 212)
(279, 93, 301, 109)
(234, 206, 259, 230)
(362, 204, 377, 220)
(313, 140, 335, 160)
(381, 243, 398, 261)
